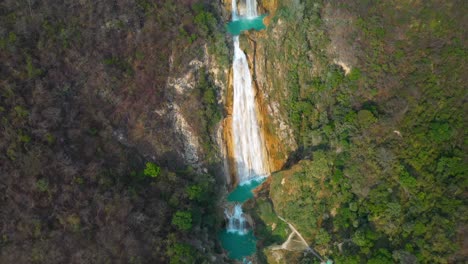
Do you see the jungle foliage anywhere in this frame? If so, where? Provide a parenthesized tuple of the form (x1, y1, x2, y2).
(261, 0, 467, 263)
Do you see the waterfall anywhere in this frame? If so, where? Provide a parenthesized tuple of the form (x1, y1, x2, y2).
(225, 204, 247, 234)
(233, 0, 258, 19)
(232, 0, 238, 21)
(245, 0, 258, 18)
(232, 36, 269, 184)
(223, 0, 268, 250)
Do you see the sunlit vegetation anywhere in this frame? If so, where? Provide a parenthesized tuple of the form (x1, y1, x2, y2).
(143, 162, 161, 178)
(257, 0, 467, 263)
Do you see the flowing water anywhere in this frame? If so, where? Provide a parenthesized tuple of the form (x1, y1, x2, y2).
(231, 0, 269, 184)
(225, 204, 248, 234)
(232, 36, 269, 183)
(219, 230, 257, 260)
(219, 0, 269, 261)
(227, 0, 266, 36)
(227, 177, 266, 203)
(227, 15, 266, 36)
(245, 0, 258, 18)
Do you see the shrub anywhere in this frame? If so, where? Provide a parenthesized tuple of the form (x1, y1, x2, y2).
(357, 109, 377, 128)
(167, 242, 196, 264)
(143, 162, 160, 178)
(315, 228, 331, 245)
(186, 185, 203, 201)
(36, 179, 49, 192)
(171, 211, 192, 231)
(194, 11, 216, 37)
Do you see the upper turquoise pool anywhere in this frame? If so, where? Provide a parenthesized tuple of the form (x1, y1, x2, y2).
(227, 15, 267, 35)
(227, 177, 266, 203)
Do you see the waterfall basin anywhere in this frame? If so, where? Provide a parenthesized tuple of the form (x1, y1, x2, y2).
(220, 177, 266, 260)
(227, 15, 267, 35)
(227, 177, 266, 203)
(219, 230, 257, 260)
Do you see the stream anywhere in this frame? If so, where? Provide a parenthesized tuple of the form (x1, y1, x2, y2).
(219, 0, 269, 261)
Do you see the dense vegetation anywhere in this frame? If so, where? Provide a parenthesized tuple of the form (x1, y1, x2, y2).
(254, 0, 467, 263)
(0, 0, 228, 263)
(2, 0, 466, 263)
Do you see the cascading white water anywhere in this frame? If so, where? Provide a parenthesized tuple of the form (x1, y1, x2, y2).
(224, 0, 269, 237)
(245, 0, 258, 18)
(233, 0, 257, 19)
(232, 0, 238, 20)
(225, 204, 247, 234)
(232, 36, 269, 184)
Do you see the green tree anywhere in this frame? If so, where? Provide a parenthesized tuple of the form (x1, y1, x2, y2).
(172, 211, 192, 231)
(315, 228, 331, 245)
(194, 11, 216, 37)
(357, 110, 377, 128)
(429, 122, 453, 142)
(352, 230, 374, 254)
(167, 242, 196, 264)
(399, 169, 417, 189)
(186, 185, 203, 201)
(143, 162, 160, 178)
(36, 179, 49, 192)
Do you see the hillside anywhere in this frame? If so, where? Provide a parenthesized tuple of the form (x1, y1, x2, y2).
(245, 0, 467, 263)
(0, 0, 230, 263)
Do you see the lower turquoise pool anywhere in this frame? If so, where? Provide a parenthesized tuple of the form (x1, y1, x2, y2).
(219, 230, 257, 260)
(220, 177, 266, 260)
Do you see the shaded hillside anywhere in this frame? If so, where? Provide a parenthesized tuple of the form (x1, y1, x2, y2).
(0, 0, 229, 263)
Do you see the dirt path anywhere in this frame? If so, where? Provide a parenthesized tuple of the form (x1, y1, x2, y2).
(271, 215, 325, 262)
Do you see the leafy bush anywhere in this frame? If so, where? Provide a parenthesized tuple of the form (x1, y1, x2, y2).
(194, 11, 216, 37)
(36, 179, 49, 192)
(186, 185, 203, 201)
(171, 211, 192, 231)
(167, 242, 197, 264)
(143, 162, 160, 178)
(357, 109, 377, 128)
(315, 228, 331, 245)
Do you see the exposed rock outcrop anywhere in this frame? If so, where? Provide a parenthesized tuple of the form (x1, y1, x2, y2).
(164, 40, 228, 172)
(171, 104, 201, 166)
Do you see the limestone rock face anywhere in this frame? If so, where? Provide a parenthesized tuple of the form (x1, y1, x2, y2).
(171, 104, 201, 166)
(167, 59, 203, 94)
(243, 14, 297, 172)
(164, 43, 228, 171)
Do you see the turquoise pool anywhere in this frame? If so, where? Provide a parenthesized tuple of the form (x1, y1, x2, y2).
(227, 15, 267, 35)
